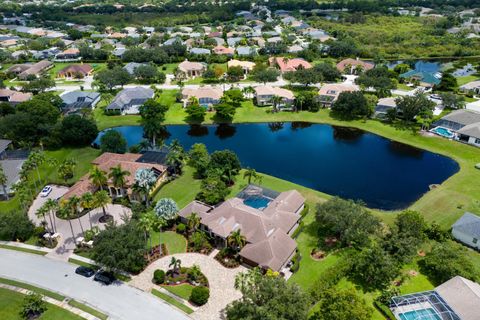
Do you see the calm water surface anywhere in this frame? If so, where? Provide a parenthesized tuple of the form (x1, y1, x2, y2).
(94, 123, 459, 210)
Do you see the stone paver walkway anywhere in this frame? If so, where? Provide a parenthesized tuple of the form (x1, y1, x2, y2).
(0, 283, 100, 320)
(130, 252, 247, 320)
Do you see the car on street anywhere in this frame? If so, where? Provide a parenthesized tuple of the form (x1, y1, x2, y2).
(40, 185, 53, 197)
(94, 270, 116, 285)
(75, 266, 95, 278)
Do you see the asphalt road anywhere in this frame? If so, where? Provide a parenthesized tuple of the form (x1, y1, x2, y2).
(0, 249, 190, 320)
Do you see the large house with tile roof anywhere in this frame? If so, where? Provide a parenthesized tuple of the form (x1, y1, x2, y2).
(269, 57, 312, 73)
(63, 152, 168, 201)
(178, 187, 305, 272)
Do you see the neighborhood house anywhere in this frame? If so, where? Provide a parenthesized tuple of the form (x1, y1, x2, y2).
(106, 87, 154, 114)
(269, 57, 312, 73)
(0, 89, 32, 106)
(181, 87, 223, 108)
(433, 109, 480, 147)
(254, 85, 295, 108)
(179, 186, 305, 272)
(452, 212, 480, 250)
(177, 60, 207, 79)
(318, 83, 359, 107)
(60, 91, 101, 114)
(57, 64, 93, 78)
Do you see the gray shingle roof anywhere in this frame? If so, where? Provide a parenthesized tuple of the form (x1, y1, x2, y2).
(0, 139, 12, 153)
(61, 91, 100, 110)
(452, 212, 480, 238)
(106, 87, 154, 110)
(457, 122, 480, 139)
(440, 110, 480, 126)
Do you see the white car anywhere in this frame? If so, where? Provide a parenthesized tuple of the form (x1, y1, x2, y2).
(40, 186, 53, 197)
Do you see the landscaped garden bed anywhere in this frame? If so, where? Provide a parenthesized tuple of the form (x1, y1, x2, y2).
(186, 231, 213, 255)
(145, 244, 168, 262)
(214, 248, 241, 268)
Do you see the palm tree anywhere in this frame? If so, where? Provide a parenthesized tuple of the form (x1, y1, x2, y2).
(166, 150, 183, 175)
(44, 199, 58, 233)
(227, 229, 246, 253)
(243, 167, 261, 185)
(295, 94, 306, 112)
(94, 190, 111, 220)
(68, 196, 85, 237)
(58, 159, 77, 183)
(0, 163, 8, 200)
(89, 166, 107, 191)
(36, 205, 53, 247)
(58, 201, 78, 246)
(270, 95, 282, 113)
(187, 212, 201, 236)
(80, 192, 95, 229)
(27, 151, 45, 187)
(169, 256, 182, 275)
(139, 212, 155, 260)
(108, 165, 130, 197)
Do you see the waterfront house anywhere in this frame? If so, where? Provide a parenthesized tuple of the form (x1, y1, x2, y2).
(63, 152, 168, 201)
(179, 186, 305, 272)
(318, 83, 359, 107)
(106, 87, 154, 114)
(460, 80, 480, 95)
(254, 85, 295, 108)
(374, 97, 397, 119)
(400, 70, 441, 88)
(181, 87, 223, 108)
(60, 91, 101, 114)
(433, 109, 480, 147)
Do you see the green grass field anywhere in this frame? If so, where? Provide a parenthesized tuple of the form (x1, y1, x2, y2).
(150, 231, 187, 254)
(0, 278, 65, 301)
(0, 244, 47, 256)
(151, 289, 194, 314)
(0, 288, 83, 320)
(67, 300, 108, 320)
(161, 284, 194, 300)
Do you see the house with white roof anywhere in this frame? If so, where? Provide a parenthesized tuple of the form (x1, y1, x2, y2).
(452, 212, 480, 250)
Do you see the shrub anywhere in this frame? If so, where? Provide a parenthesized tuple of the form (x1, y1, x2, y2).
(20, 293, 47, 320)
(153, 269, 166, 284)
(190, 286, 209, 305)
(176, 223, 186, 234)
(0, 211, 35, 241)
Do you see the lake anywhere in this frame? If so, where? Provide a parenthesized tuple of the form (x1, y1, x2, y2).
(94, 123, 459, 210)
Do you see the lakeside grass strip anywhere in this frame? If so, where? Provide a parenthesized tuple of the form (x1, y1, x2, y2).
(0, 244, 48, 256)
(68, 299, 109, 320)
(151, 288, 194, 315)
(0, 277, 65, 301)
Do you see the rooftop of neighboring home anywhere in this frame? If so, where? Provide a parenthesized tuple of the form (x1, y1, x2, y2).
(59, 47, 80, 55)
(181, 87, 223, 101)
(8, 60, 53, 79)
(213, 45, 235, 55)
(178, 188, 304, 271)
(269, 57, 312, 72)
(227, 59, 256, 70)
(57, 64, 93, 76)
(452, 212, 480, 238)
(63, 152, 167, 199)
(400, 70, 441, 85)
(0, 139, 11, 154)
(60, 91, 100, 110)
(318, 83, 359, 99)
(436, 109, 480, 128)
(390, 276, 479, 320)
(0, 88, 32, 105)
(460, 80, 480, 90)
(457, 122, 480, 139)
(190, 47, 211, 55)
(123, 62, 147, 75)
(255, 85, 295, 100)
(336, 58, 374, 73)
(178, 60, 206, 72)
(106, 87, 154, 111)
(236, 46, 257, 56)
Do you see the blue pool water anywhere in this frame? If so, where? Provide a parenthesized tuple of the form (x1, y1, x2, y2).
(93, 123, 459, 210)
(399, 308, 441, 320)
(432, 127, 454, 138)
(243, 196, 271, 210)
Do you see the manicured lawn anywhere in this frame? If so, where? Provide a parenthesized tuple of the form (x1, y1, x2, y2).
(154, 166, 203, 208)
(456, 75, 479, 86)
(161, 284, 194, 300)
(0, 244, 47, 256)
(0, 277, 65, 301)
(151, 289, 194, 314)
(159, 63, 179, 74)
(150, 231, 187, 254)
(0, 288, 83, 320)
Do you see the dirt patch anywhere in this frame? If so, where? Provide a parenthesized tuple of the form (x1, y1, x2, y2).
(417, 250, 426, 257)
(408, 270, 419, 277)
(311, 249, 326, 261)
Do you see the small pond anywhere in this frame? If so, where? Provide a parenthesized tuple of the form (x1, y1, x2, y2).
(94, 123, 459, 210)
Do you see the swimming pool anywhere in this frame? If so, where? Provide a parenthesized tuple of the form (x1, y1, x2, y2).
(431, 127, 454, 139)
(243, 196, 271, 210)
(399, 308, 441, 320)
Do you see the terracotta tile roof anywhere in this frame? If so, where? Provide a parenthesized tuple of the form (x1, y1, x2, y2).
(255, 85, 295, 100)
(57, 64, 93, 76)
(269, 57, 312, 72)
(0, 89, 32, 104)
(336, 58, 374, 73)
(213, 46, 235, 55)
(178, 60, 206, 72)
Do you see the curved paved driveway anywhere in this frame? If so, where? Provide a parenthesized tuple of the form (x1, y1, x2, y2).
(0, 249, 189, 320)
(130, 252, 247, 320)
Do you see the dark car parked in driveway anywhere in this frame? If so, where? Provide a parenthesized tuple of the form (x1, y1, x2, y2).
(75, 266, 95, 278)
(94, 270, 116, 285)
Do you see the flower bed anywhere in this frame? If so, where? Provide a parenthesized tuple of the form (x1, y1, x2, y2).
(164, 266, 209, 287)
(145, 244, 168, 262)
(214, 248, 241, 268)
